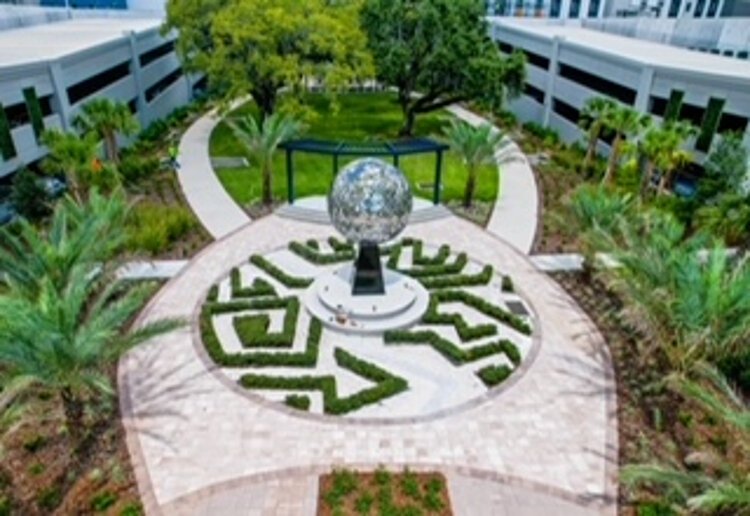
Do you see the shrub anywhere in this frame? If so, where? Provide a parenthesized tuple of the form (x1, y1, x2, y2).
(355, 492, 374, 515)
(90, 491, 117, 512)
(249, 255, 313, 288)
(501, 275, 514, 293)
(422, 296, 497, 341)
(402, 253, 468, 278)
(432, 290, 532, 335)
(411, 241, 450, 266)
(231, 297, 299, 347)
(419, 265, 493, 289)
(138, 118, 169, 143)
(230, 268, 276, 297)
(119, 503, 143, 516)
(288, 241, 354, 264)
(207, 284, 219, 302)
(119, 155, 161, 184)
(37, 486, 61, 511)
(328, 237, 354, 253)
(126, 202, 198, 255)
(0, 496, 10, 516)
(284, 394, 311, 411)
(477, 364, 513, 386)
(11, 169, 51, 220)
(384, 329, 519, 366)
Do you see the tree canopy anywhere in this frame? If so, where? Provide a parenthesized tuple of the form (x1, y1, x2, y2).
(361, 0, 526, 135)
(165, 0, 373, 118)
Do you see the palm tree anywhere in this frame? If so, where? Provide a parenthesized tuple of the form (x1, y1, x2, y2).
(444, 120, 510, 208)
(228, 113, 303, 205)
(601, 104, 651, 185)
(603, 211, 750, 371)
(0, 193, 179, 454)
(562, 184, 635, 279)
(0, 190, 128, 299)
(73, 98, 139, 164)
(654, 121, 696, 195)
(41, 129, 100, 203)
(622, 363, 749, 514)
(579, 96, 616, 171)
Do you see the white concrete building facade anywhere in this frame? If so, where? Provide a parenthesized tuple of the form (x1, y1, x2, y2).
(489, 18, 750, 159)
(0, 16, 201, 178)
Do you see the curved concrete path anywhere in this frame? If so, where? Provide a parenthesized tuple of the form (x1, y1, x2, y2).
(177, 103, 539, 252)
(119, 214, 617, 515)
(177, 108, 251, 239)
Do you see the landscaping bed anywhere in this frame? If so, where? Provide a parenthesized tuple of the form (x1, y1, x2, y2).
(318, 468, 452, 516)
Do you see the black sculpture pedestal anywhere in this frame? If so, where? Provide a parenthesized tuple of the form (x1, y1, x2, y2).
(352, 241, 385, 295)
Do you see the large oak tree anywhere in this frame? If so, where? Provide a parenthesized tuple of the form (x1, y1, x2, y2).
(361, 0, 526, 135)
(165, 0, 373, 118)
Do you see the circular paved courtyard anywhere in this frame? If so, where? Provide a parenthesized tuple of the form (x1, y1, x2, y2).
(119, 213, 617, 515)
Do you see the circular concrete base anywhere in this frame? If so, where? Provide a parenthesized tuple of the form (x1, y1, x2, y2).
(304, 265, 429, 335)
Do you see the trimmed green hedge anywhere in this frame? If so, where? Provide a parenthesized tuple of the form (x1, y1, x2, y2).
(285, 394, 311, 411)
(231, 297, 299, 347)
(412, 240, 450, 266)
(402, 253, 468, 278)
(420, 265, 493, 289)
(250, 255, 313, 288)
(423, 296, 496, 341)
(328, 237, 354, 253)
(384, 328, 520, 366)
(239, 348, 408, 415)
(501, 275, 514, 293)
(477, 364, 513, 387)
(288, 241, 354, 264)
(230, 267, 277, 297)
(432, 290, 532, 336)
(207, 284, 219, 302)
(201, 302, 322, 367)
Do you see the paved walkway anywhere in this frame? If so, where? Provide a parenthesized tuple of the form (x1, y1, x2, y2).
(176, 108, 251, 239)
(446, 105, 539, 254)
(119, 214, 617, 515)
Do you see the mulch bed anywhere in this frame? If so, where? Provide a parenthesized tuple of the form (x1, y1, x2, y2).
(318, 469, 452, 516)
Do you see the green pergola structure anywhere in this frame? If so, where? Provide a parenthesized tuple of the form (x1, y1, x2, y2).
(278, 138, 450, 205)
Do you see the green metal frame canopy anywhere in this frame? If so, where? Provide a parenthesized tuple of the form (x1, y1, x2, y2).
(278, 138, 450, 205)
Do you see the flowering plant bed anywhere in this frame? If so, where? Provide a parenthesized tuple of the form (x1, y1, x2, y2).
(318, 468, 452, 516)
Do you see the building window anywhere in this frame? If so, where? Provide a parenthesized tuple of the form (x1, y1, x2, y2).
(588, 0, 601, 16)
(649, 96, 668, 117)
(552, 97, 580, 124)
(679, 102, 706, 126)
(717, 112, 748, 134)
(524, 83, 545, 104)
(522, 49, 550, 70)
(668, 0, 681, 16)
(145, 68, 183, 103)
(558, 62, 637, 104)
(738, 51, 749, 59)
(569, 0, 581, 16)
(706, 0, 719, 15)
(139, 41, 176, 68)
(550, 0, 561, 17)
(693, 0, 705, 16)
(39, 96, 53, 117)
(67, 61, 131, 105)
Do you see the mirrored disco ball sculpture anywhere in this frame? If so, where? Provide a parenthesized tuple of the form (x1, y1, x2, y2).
(328, 158, 412, 295)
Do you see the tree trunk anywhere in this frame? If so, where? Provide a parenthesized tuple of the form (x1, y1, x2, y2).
(106, 132, 119, 164)
(583, 125, 598, 171)
(463, 165, 476, 209)
(60, 387, 85, 455)
(400, 107, 417, 137)
(262, 160, 273, 205)
(603, 134, 621, 185)
(253, 86, 277, 121)
(67, 168, 83, 204)
(658, 167, 672, 195)
(641, 161, 655, 198)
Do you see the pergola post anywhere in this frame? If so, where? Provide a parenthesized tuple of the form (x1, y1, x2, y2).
(286, 148, 295, 204)
(433, 149, 444, 205)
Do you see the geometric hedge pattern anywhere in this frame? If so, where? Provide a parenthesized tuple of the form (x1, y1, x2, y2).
(199, 237, 534, 416)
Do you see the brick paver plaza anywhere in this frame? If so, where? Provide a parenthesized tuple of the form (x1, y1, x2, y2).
(119, 214, 618, 515)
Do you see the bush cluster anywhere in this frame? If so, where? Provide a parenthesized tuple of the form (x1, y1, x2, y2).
(249, 255, 313, 288)
(201, 302, 322, 368)
(522, 121, 560, 146)
(288, 241, 354, 264)
(477, 364, 513, 387)
(119, 155, 161, 184)
(231, 297, 299, 347)
(230, 267, 277, 298)
(420, 264, 493, 289)
(239, 347, 408, 415)
(432, 290, 532, 335)
(384, 328, 520, 367)
(126, 202, 198, 255)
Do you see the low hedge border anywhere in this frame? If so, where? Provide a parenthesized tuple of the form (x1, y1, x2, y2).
(423, 296, 496, 342)
(284, 394, 311, 411)
(412, 240, 451, 267)
(401, 253, 468, 278)
(420, 265, 493, 289)
(232, 297, 299, 348)
(383, 328, 521, 367)
(249, 255, 313, 288)
(477, 364, 513, 387)
(501, 275, 514, 293)
(288, 241, 355, 264)
(239, 348, 408, 415)
(201, 301, 322, 367)
(328, 237, 354, 253)
(230, 267, 277, 298)
(432, 290, 532, 336)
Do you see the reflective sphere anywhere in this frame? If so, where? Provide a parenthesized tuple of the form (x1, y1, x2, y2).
(328, 158, 412, 244)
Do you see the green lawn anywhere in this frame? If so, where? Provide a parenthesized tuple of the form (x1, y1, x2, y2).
(209, 93, 499, 206)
